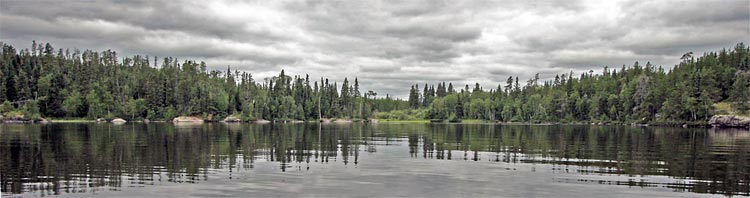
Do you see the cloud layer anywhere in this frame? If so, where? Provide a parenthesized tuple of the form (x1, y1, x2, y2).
(2, 0, 748, 98)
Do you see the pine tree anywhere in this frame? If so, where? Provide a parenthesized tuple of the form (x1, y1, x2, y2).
(408, 85, 419, 109)
(731, 71, 750, 113)
(505, 76, 513, 94)
(353, 78, 360, 97)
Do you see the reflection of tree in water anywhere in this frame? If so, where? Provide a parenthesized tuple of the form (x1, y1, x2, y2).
(409, 124, 750, 196)
(0, 123, 378, 196)
(1, 123, 748, 196)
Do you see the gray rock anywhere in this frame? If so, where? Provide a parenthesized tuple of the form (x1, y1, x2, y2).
(173, 116, 204, 123)
(222, 116, 242, 122)
(254, 119, 271, 124)
(709, 115, 750, 128)
(111, 118, 127, 124)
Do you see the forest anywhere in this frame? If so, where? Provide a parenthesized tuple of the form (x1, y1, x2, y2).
(397, 43, 750, 125)
(0, 41, 748, 124)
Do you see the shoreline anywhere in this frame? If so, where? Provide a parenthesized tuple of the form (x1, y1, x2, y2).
(1, 115, 746, 130)
(1, 118, 744, 130)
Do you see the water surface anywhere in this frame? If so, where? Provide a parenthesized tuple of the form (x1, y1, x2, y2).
(1, 123, 748, 197)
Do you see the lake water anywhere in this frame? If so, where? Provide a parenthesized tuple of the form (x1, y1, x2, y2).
(1, 123, 748, 197)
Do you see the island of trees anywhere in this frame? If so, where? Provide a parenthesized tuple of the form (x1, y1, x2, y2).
(0, 41, 748, 125)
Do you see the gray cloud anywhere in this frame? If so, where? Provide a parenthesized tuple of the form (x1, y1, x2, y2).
(1, 0, 748, 98)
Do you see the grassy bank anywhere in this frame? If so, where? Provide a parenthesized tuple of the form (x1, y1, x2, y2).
(460, 119, 490, 124)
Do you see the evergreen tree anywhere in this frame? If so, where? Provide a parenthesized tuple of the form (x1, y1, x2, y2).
(731, 71, 750, 113)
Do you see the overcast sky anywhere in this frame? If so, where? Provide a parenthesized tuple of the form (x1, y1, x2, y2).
(1, 0, 748, 98)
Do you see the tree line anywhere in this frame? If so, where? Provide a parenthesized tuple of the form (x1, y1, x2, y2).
(398, 43, 749, 124)
(0, 41, 407, 121)
(0, 41, 747, 124)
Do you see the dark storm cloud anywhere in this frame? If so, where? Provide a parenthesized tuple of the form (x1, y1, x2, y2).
(1, 0, 748, 98)
(623, 0, 750, 25)
(609, 0, 750, 56)
(0, 0, 285, 43)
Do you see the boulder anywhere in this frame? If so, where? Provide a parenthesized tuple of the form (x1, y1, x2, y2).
(334, 119, 352, 123)
(222, 115, 242, 122)
(172, 116, 204, 123)
(111, 118, 127, 124)
(709, 115, 750, 128)
(254, 119, 271, 124)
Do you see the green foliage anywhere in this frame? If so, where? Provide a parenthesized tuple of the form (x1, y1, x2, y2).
(126, 99, 147, 120)
(376, 109, 428, 120)
(210, 88, 230, 115)
(62, 90, 85, 117)
(0, 101, 14, 113)
(85, 87, 105, 119)
(163, 107, 178, 121)
(22, 100, 41, 120)
(730, 71, 750, 113)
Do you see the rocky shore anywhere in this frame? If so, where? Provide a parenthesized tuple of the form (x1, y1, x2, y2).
(709, 115, 750, 129)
